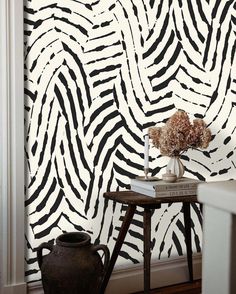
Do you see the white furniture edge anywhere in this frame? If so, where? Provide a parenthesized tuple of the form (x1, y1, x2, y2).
(198, 181, 236, 214)
(0, 0, 26, 293)
(28, 254, 202, 294)
(198, 181, 236, 294)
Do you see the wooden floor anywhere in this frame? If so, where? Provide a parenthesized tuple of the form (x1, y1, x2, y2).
(134, 280, 201, 294)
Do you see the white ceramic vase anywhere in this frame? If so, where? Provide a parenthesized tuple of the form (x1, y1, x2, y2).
(166, 156, 184, 179)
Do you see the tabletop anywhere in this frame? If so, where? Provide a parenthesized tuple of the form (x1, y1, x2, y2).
(104, 190, 198, 206)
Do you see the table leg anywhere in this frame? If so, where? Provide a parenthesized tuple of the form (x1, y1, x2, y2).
(200, 203, 203, 214)
(143, 208, 152, 293)
(183, 202, 193, 282)
(100, 204, 136, 294)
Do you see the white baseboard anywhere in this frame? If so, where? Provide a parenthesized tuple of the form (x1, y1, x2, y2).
(28, 254, 202, 294)
(27, 282, 43, 294)
(106, 254, 202, 294)
(2, 283, 27, 294)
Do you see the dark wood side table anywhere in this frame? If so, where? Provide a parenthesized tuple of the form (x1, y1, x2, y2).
(100, 191, 199, 294)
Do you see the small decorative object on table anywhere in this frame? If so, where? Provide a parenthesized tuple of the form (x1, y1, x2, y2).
(149, 110, 211, 178)
(37, 232, 110, 294)
(162, 170, 177, 183)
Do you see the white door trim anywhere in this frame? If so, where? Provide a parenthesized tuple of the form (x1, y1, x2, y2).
(0, 0, 26, 293)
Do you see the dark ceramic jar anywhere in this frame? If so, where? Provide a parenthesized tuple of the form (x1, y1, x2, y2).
(37, 232, 110, 294)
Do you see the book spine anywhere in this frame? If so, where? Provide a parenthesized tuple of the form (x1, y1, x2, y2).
(130, 180, 155, 191)
(131, 185, 196, 198)
(155, 183, 198, 191)
(157, 189, 196, 197)
(130, 185, 155, 197)
(130, 179, 199, 191)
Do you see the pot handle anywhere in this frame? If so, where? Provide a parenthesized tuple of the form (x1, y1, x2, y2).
(93, 244, 110, 273)
(37, 242, 53, 269)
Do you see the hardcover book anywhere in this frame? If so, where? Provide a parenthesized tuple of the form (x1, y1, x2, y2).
(130, 185, 197, 198)
(130, 177, 201, 198)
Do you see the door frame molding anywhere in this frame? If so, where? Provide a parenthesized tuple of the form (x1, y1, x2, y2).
(0, 0, 26, 293)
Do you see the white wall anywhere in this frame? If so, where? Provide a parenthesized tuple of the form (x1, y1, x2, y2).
(0, 0, 26, 293)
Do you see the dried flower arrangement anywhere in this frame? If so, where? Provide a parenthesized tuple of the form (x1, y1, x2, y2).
(149, 110, 211, 157)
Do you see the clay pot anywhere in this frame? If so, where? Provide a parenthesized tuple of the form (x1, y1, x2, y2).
(37, 232, 110, 294)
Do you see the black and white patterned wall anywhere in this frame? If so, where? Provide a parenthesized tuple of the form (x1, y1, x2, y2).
(25, 0, 236, 282)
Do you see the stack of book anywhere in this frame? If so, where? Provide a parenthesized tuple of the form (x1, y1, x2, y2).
(130, 177, 201, 198)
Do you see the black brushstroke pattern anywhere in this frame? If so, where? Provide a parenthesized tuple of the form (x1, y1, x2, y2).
(63, 158, 84, 201)
(25, 0, 235, 282)
(172, 231, 183, 256)
(62, 43, 92, 107)
(30, 189, 64, 230)
(30, 178, 57, 213)
(25, 161, 52, 206)
(149, 43, 182, 81)
(34, 212, 88, 239)
(118, 250, 139, 263)
(143, 14, 169, 59)
(58, 72, 78, 129)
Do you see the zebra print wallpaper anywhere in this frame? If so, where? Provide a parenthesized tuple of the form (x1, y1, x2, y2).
(25, 0, 236, 282)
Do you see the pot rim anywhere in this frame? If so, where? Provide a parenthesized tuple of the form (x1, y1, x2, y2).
(56, 232, 91, 247)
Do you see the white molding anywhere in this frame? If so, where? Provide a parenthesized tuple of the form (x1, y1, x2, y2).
(28, 254, 202, 294)
(0, 0, 26, 293)
(3, 283, 27, 294)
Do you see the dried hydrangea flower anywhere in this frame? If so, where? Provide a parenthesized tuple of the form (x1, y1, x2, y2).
(148, 127, 161, 149)
(200, 128, 211, 148)
(148, 110, 211, 157)
(166, 110, 191, 134)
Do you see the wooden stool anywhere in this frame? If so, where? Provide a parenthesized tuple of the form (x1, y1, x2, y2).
(100, 191, 199, 294)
